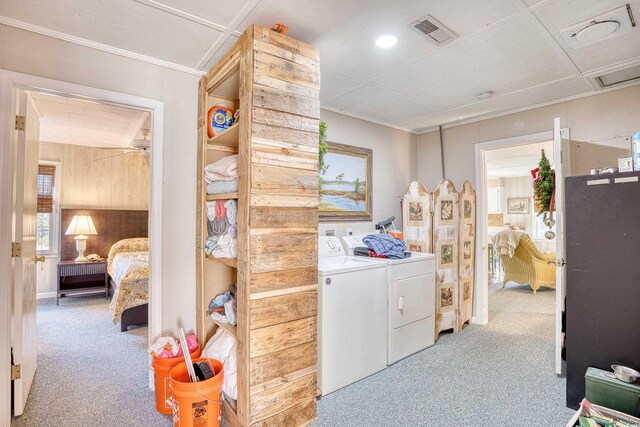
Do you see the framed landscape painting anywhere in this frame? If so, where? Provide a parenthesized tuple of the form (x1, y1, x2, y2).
(319, 142, 372, 221)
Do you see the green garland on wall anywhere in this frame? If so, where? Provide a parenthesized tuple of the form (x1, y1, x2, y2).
(533, 149, 555, 215)
(319, 119, 328, 174)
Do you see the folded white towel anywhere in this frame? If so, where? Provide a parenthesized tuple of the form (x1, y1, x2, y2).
(205, 155, 238, 183)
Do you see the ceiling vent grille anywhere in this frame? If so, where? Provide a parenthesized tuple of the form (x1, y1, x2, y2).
(409, 15, 458, 46)
(596, 64, 640, 88)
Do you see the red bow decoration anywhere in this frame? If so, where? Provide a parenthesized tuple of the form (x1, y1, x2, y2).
(530, 167, 539, 179)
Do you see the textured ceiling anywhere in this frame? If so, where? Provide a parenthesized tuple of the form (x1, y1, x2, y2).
(2, 0, 639, 133)
(30, 91, 150, 148)
(486, 141, 554, 178)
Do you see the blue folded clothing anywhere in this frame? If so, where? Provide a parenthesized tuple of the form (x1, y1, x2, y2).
(206, 178, 238, 195)
(362, 234, 409, 259)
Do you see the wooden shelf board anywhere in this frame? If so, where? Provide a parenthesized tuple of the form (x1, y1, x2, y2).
(205, 254, 237, 268)
(206, 192, 238, 201)
(208, 317, 237, 338)
(207, 122, 239, 148)
(206, 144, 238, 153)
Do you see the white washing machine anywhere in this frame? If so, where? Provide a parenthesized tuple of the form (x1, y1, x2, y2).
(318, 236, 388, 396)
(341, 234, 436, 365)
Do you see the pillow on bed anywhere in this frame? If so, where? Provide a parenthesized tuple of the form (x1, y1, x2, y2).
(108, 238, 148, 273)
(108, 238, 148, 257)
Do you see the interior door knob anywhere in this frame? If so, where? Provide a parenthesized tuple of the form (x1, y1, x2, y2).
(34, 256, 45, 263)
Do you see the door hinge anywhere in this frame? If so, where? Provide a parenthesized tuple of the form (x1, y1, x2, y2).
(556, 258, 566, 267)
(15, 115, 25, 131)
(11, 364, 21, 380)
(11, 242, 22, 257)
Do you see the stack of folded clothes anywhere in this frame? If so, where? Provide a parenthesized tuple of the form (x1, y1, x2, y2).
(203, 154, 239, 260)
(205, 155, 238, 195)
(204, 198, 237, 259)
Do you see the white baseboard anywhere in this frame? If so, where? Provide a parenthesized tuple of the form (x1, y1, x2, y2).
(36, 292, 57, 300)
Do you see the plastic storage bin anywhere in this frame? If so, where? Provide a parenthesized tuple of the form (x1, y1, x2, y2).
(585, 367, 640, 417)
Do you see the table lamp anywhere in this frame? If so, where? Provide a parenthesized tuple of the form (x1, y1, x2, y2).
(65, 215, 97, 262)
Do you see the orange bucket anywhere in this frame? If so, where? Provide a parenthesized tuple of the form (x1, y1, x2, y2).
(169, 358, 224, 427)
(152, 346, 201, 414)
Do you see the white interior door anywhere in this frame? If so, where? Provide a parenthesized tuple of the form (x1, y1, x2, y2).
(12, 90, 39, 416)
(553, 117, 569, 376)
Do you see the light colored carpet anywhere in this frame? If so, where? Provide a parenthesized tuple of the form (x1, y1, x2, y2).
(12, 296, 171, 427)
(314, 281, 575, 426)
(14, 283, 574, 426)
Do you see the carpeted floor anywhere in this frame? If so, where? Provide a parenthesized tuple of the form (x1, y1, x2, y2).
(14, 282, 575, 426)
(314, 281, 575, 426)
(12, 296, 170, 427)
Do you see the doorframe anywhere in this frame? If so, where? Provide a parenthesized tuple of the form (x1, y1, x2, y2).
(473, 129, 568, 326)
(0, 70, 164, 425)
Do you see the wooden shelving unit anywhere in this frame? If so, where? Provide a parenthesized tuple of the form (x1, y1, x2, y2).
(196, 25, 320, 427)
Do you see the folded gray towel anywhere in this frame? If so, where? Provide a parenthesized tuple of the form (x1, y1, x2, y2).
(206, 178, 238, 195)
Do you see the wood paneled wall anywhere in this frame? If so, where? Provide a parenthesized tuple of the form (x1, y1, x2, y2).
(198, 25, 320, 427)
(60, 209, 148, 259)
(244, 26, 320, 426)
(39, 141, 149, 210)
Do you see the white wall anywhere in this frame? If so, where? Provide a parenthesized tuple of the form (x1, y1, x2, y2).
(501, 177, 532, 231)
(319, 109, 419, 237)
(496, 176, 554, 253)
(418, 84, 640, 190)
(1, 24, 421, 334)
(0, 24, 199, 336)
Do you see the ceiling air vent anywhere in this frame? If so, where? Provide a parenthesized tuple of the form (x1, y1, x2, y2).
(596, 64, 640, 87)
(409, 15, 458, 46)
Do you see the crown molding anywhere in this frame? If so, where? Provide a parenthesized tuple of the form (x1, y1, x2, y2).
(0, 16, 205, 76)
(321, 106, 418, 135)
(416, 79, 640, 135)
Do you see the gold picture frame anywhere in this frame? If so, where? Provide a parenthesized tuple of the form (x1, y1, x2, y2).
(319, 142, 373, 222)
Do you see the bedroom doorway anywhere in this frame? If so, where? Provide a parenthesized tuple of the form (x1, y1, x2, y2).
(0, 71, 165, 423)
(475, 125, 570, 378)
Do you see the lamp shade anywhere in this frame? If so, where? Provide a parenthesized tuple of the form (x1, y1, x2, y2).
(65, 215, 97, 236)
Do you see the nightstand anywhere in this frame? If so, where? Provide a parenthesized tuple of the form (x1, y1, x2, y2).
(57, 259, 109, 305)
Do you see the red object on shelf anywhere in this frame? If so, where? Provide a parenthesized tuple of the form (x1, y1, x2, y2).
(271, 23, 289, 34)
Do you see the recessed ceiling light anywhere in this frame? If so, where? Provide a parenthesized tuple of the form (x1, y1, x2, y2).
(477, 90, 494, 100)
(375, 35, 397, 48)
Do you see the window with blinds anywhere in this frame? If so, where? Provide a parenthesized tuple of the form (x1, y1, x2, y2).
(37, 163, 59, 253)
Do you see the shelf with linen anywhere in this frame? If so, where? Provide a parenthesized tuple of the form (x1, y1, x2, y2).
(205, 254, 237, 268)
(205, 192, 238, 201)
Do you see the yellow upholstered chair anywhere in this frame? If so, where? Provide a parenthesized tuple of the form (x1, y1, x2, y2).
(501, 234, 556, 294)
